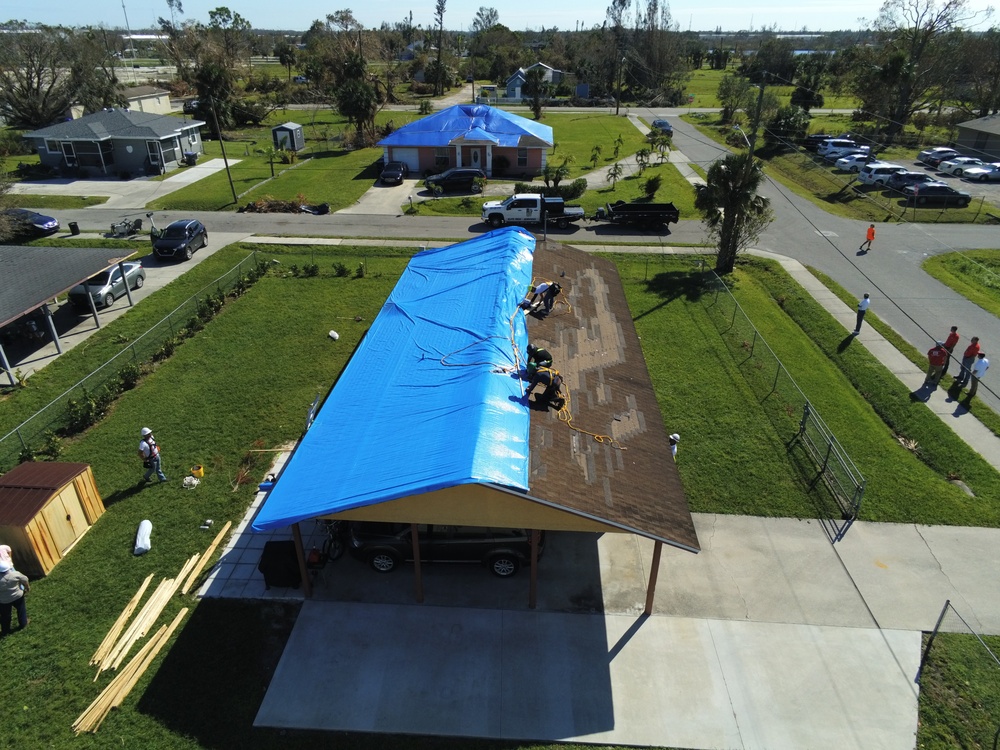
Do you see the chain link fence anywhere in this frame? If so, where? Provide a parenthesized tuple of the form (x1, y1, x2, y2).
(700, 267, 865, 540)
(917, 599, 1000, 748)
(0, 251, 261, 471)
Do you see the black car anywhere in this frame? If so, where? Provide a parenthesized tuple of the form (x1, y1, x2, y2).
(902, 182, 972, 207)
(380, 161, 410, 185)
(886, 171, 937, 192)
(650, 118, 673, 135)
(424, 167, 486, 194)
(348, 521, 543, 577)
(2, 208, 60, 237)
(152, 219, 208, 260)
(182, 99, 199, 114)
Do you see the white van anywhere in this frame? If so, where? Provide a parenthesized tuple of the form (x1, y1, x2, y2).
(858, 162, 906, 186)
(817, 139, 871, 161)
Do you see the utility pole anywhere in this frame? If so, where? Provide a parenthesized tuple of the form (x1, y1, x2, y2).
(209, 96, 239, 206)
(746, 71, 767, 154)
(615, 57, 625, 116)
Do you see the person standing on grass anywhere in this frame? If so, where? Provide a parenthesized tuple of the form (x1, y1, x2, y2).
(925, 342, 949, 386)
(942, 326, 960, 377)
(854, 293, 870, 335)
(138, 427, 167, 483)
(669, 433, 680, 461)
(860, 224, 876, 252)
(0, 545, 29, 637)
(965, 352, 990, 401)
(955, 336, 981, 387)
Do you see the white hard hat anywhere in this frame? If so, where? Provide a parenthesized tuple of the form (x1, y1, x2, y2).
(669, 433, 680, 442)
(141, 427, 152, 436)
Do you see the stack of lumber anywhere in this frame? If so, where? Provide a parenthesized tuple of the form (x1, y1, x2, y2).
(75, 520, 234, 733)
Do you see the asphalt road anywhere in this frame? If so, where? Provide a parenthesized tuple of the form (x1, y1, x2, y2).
(25, 105, 1000, 414)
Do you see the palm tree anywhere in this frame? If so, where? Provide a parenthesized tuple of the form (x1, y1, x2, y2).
(606, 162, 624, 189)
(590, 144, 603, 170)
(694, 152, 774, 274)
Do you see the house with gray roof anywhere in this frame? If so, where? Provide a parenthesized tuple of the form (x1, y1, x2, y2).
(505, 62, 563, 101)
(956, 114, 1000, 162)
(23, 109, 205, 178)
(377, 104, 553, 178)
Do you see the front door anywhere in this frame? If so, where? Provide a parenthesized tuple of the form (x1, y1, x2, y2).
(471, 149, 481, 168)
(61, 142, 77, 167)
(146, 140, 163, 170)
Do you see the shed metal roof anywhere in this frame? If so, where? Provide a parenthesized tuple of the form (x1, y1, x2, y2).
(0, 245, 134, 328)
(377, 104, 553, 149)
(0, 462, 90, 526)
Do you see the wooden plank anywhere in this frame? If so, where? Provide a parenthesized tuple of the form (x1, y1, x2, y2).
(90, 573, 154, 666)
(180, 520, 232, 595)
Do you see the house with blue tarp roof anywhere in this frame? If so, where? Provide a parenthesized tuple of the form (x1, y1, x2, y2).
(252, 226, 537, 533)
(377, 104, 553, 178)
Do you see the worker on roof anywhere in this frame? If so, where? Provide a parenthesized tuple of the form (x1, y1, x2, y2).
(526, 281, 562, 314)
(525, 366, 565, 410)
(525, 343, 553, 378)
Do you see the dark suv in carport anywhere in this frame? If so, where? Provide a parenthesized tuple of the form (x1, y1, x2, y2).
(348, 522, 543, 577)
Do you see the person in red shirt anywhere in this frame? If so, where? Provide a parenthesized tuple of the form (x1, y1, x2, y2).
(942, 326, 960, 377)
(955, 336, 981, 387)
(925, 342, 949, 386)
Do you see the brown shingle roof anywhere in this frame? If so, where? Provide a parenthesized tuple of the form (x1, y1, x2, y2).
(0, 462, 90, 526)
(525, 242, 698, 552)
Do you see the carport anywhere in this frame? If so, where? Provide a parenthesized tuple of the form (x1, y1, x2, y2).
(0, 245, 140, 384)
(252, 228, 698, 610)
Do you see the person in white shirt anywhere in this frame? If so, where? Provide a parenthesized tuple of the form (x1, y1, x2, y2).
(966, 352, 990, 400)
(138, 427, 168, 483)
(669, 433, 679, 461)
(853, 293, 870, 335)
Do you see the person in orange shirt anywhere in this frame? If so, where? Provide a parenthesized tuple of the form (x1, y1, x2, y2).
(955, 336, 981, 387)
(860, 224, 875, 252)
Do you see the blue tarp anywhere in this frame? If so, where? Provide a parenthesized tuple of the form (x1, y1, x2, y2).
(252, 227, 536, 532)
(377, 104, 553, 149)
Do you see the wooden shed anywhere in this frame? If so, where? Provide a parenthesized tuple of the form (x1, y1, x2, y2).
(0, 462, 104, 577)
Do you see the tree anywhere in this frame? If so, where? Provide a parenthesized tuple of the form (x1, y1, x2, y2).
(590, 144, 603, 169)
(523, 66, 547, 120)
(954, 28, 1000, 117)
(790, 52, 828, 112)
(434, 0, 447, 96)
(850, 0, 985, 142)
(694, 152, 774, 275)
(606, 161, 624, 189)
(717, 73, 754, 123)
(195, 61, 237, 136)
(763, 105, 810, 151)
(472, 6, 499, 35)
(274, 40, 297, 82)
(207, 7, 253, 67)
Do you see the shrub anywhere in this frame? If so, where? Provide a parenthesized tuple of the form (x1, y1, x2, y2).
(332, 262, 350, 277)
(119, 362, 142, 391)
(418, 99, 433, 114)
(512, 177, 587, 200)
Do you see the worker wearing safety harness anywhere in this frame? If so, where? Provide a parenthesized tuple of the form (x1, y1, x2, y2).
(526, 343, 553, 378)
(526, 281, 562, 314)
(525, 366, 565, 409)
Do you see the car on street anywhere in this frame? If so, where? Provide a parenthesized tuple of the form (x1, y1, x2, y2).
(937, 157, 985, 176)
(152, 219, 208, 261)
(918, 146, 960, 167)
(293, 75, 309, 84)
(886, 171, 939, 192)
(962, 163, 1000, 182)
(835, 153, 873, 172)
(347, 521, 544, 577)
(2, 208, 60, 237)
(424, 167, 486, 194)
(650, 118, 673, 135)
(379, 161, 410, 185)
(182, 99, 199, 114)
(68, 262, 145, 310)
(902, 181, 972, 207)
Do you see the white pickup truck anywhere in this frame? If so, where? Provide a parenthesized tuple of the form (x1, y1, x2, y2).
(481, 193, 586, 230)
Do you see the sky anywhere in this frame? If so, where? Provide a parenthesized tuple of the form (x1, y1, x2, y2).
(15, 0, 999, 34)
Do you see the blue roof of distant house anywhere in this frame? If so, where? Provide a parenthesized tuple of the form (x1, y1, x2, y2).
(377, 104, 553, 149)
(252, 226, 537, 532)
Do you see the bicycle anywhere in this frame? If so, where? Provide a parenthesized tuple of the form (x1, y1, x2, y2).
(317, 519, 347, 562)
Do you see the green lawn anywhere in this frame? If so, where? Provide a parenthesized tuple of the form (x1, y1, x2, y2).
(0, 243, 996, 747)
(923, 250, 1000, 320)
(5, 194, 108, 209)
(681, 67, 858, 110)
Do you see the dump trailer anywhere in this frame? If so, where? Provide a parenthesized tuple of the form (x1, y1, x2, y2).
(593, 200, 680, 226)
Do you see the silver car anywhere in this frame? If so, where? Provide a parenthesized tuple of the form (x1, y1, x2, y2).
(69, 261, 145, 309)
(962, 163, 1000, 182)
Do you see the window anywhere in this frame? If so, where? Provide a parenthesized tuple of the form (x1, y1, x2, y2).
(517, 148, 528, 167)
(435, 148, 449, 167)
(45, 140, 59, 153)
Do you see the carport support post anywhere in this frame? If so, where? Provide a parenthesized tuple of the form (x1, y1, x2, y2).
(529, 529, 540, 609)
(410, 524, 424, 603)
(41, 304, 62, 354)
(643, 540, 663, 615)
(0, 345, 15, 386)
(118, 261, 135, 307)
(291, 523, 313, 598)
